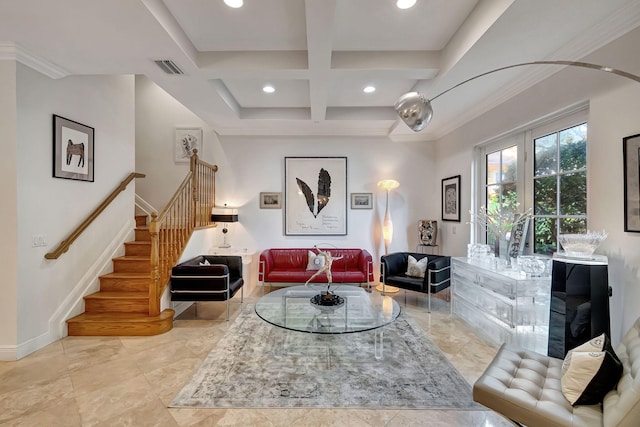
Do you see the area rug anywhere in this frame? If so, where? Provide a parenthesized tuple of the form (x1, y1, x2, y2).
(170, 305, 479, 409)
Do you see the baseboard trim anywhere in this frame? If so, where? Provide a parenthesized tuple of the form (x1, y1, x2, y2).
(0, 345, 17, 361)
(172, 301, 193, 317)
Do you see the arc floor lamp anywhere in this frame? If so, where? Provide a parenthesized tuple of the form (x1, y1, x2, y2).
(394, 60, 640, 132)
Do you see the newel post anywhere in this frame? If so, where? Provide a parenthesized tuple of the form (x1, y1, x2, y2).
(149, 212, 161, 316)
(190, 149, 199, 227)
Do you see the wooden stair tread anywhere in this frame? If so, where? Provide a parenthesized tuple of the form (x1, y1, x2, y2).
(68, 310, 174, 323)
(85, 291, 148, 300)
(66, 215, 173, 336)
(101, 272, 149, 279)
(113, 256, 150, 261)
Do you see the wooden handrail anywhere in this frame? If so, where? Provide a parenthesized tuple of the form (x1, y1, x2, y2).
(45, 172, 145, 260)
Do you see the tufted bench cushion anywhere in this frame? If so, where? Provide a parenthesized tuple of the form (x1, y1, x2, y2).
(474, 344, 602, 426)
(474, 316, 640, 427)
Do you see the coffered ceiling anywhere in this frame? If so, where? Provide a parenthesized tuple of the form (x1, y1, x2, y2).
(1, 0, 640, 141)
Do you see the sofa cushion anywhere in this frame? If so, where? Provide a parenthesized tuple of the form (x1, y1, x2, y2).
(406, 255, 428, 278)
(561, 334, 623, 405)
(473, 344, 604, 427)
(306, 250, 326, 270)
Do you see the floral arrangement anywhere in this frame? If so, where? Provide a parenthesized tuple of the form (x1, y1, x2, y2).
(469, 203, 531, 241)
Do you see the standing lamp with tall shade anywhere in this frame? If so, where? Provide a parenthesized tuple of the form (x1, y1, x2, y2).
(211, 206, 239, 248)
(376, 179, 400, 294)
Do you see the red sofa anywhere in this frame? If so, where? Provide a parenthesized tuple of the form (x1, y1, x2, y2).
(259, 248, 374, 288)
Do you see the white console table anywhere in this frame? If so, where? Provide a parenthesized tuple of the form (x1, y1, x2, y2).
(451, 257, 551, 353)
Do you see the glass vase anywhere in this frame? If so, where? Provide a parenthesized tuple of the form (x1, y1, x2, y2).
(498, 237, 511, 267)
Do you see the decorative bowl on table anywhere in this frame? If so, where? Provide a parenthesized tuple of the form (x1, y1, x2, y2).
(558, 230, 607, 258)
(517, 255, 549, 277)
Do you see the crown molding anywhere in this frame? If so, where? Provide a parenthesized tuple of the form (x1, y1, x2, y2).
(0, 43, 68, 79)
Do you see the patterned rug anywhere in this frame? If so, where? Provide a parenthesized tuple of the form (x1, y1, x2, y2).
(170, 305, 479, 409)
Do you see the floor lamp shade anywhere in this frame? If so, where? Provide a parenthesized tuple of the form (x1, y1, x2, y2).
(377, 179, 400, 254)
(382, 204, 393, 254)
(377, 179, 400, 293)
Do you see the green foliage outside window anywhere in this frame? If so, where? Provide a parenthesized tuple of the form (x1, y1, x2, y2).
(533, 123, 587, 254)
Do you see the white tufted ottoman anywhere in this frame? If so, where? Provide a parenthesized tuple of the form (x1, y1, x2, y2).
(473, 317, 640, 427)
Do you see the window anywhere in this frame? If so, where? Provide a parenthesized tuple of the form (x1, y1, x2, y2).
(485, 145, 518, 245)
(532, 122, 587, 254)
(473, 106, 588, 254)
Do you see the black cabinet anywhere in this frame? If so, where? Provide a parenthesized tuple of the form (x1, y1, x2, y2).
(548, 256, 611, 358)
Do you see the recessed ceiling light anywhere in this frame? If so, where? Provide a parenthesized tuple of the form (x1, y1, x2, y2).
(224, 0, 243, 8)
(263, 85, 275, 93)
(363, 86, 376, 93)
(396, 0, 416, 9)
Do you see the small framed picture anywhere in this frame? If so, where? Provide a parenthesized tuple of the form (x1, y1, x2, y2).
(52, 115, 94, 182)
(442, 175, 461, 222)
(175, 128, 202, 163)
(260, 192, 282, 209)
(351, 193, 373, 209)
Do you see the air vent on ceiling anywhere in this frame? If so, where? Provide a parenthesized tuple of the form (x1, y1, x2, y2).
(154, 60, 184, 75)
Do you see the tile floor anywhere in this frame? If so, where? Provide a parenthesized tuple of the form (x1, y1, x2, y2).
(0, 286, 515, 426)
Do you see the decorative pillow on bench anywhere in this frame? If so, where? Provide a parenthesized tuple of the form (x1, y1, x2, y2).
(561, 333, 623, 405)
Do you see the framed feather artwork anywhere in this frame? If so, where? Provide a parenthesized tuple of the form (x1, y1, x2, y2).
(284, 157, 347, 236)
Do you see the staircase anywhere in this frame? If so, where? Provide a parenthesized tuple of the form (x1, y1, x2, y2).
(66, 215, 175, 336)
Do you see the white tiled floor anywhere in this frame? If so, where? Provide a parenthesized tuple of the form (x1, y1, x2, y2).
(0, 287, 515, 426)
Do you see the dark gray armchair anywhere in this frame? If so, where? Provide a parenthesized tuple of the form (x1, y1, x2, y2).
(170, 255, 244, 320)
(380, 252, 451, 312)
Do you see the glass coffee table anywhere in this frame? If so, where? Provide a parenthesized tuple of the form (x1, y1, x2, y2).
(255, 285, 400, 334)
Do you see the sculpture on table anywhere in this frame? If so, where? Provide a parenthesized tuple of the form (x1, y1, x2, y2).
(418, 220, 438, 246)
(305, 246, 344, 306)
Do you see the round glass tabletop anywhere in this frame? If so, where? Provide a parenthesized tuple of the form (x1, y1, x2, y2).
(255, 285, 401, 334)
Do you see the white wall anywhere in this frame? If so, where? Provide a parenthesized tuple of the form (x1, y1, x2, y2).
(10, 64, 135, 358)
(135, 76, 439, 283)
(135, 75, 220, 211)
(0, 61, 18, 352)
(589, 84, 640, 343)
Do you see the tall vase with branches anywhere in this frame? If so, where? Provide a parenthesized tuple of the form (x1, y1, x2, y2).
(469, 203, 531, 265)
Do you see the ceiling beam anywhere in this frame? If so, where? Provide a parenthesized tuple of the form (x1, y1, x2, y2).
(305, 0, 336, 121)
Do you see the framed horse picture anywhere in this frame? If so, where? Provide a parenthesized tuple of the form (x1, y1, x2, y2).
(52, 115, 95, 182)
